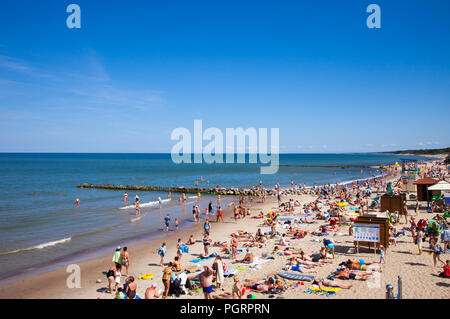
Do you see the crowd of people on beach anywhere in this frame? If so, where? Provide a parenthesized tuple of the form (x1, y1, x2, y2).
(99, 158, 449, 299)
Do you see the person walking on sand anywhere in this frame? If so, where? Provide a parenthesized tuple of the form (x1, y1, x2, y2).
(431, 237, 444, 267)
(112, 246, 122, 266)
(199, 265, 214, 299)
(417, 228, 424, 255)
(403, 203, 409, 224)
(379, 245, 386, 263)
(121, 246, 130, 276)
(158, 242, 166, 266)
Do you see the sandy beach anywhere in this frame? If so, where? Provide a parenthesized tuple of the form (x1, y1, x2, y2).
(0, 157, 448, 300)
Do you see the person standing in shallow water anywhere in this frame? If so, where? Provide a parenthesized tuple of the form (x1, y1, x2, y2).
(135, 195, 140, 215)
(216, 206, 224, 222)
(164, 214, 171, 232)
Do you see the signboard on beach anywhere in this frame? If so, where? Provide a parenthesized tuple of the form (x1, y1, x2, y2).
(353, 223, 380, 242)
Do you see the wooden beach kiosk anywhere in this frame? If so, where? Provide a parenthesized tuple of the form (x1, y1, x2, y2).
(353, 215, 389, 254)
(413, 177, 437, 205)
(380, 194, 404, 215)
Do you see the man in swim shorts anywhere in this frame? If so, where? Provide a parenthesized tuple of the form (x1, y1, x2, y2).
(199, 265, 214, 299)
(164, 214, 171, 232)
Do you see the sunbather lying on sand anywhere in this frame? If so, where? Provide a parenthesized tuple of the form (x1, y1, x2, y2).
(288, 256, 323, 268)
(341, 259, 382, 272)
(252, 212, 264, 219)
(333, 268, 373, 280)
(214, 241, 228, 247)
(244, 277, 276, 293)
(295, 218, 315, 224)
(242, 241, 265, 248)
(312, 278, 352, 289)
(309, 248, 334, 263)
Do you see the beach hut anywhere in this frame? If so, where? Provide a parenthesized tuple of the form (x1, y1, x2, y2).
(380, 194, 404, 215)
(413, 178, 438, 204)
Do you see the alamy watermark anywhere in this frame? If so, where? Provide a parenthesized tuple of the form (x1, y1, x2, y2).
(170, 120, 279, 174)
(66, 264, 81, 288)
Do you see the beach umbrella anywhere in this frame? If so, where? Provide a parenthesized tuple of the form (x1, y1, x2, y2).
(337, 202, 349, 207)
(428, 180, 450, 191)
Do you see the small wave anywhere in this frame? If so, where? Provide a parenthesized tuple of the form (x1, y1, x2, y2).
(187, 195, 198, 199)
(119, 198, 171, 210)
(0, 237, 72, 256)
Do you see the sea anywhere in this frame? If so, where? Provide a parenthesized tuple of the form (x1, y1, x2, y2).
(0, 153, 431, 282)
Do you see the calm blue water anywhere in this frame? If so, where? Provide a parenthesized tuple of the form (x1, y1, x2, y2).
(0, 153, 429, 279)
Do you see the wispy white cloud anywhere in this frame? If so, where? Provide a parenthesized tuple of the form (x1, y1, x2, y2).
(0, 55, 51, 78)
(0, 52, 165, 112)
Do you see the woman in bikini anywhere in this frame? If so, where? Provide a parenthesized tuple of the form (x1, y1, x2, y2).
(121, 246, 130, 276)
(162, 262, 173, 299)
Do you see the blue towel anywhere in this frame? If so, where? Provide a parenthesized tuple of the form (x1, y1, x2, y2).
(189, 257, 213, 263)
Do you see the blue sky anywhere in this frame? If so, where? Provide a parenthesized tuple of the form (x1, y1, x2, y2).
(0, 0, 449, 153)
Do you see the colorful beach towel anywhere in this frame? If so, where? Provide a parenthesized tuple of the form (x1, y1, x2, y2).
(304, 285, 340, 297)
(189, 257, 213, 263)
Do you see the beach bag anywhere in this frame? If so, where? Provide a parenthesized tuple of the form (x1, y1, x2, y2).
(179, 244, 189, 253)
